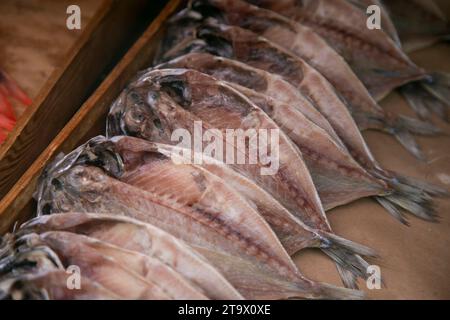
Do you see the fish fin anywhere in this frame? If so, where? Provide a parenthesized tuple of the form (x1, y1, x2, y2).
(391, 129, 425, 161)
(320, 232, 377, 289)
(393, 114, 442, 136)
(322, 246, 373, 289)
(425, 98, 449, 123)
(421, 72, 450, 107)
(375, 173, 447, 223)
(389, 113, 443, 160)
(336, 265, 358, 290)
(401, 79, 450, 122)
(400, 83, 433, 120)
(376, 194, 438, 223)
(375, 196, 409, 225)
(314, 282, 364, 300)
(395, 174, 449, 197)
(359, 110, 439, 160)
(321, 232, 377, 257)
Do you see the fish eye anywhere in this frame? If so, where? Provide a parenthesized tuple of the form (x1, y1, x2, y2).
(130, 108, 146, 123)
(51, 178, 62, 190)
(153, 118, 162, 129)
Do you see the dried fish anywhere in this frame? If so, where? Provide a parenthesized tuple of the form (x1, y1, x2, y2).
(247, 0, 450, 128)
(36, 136, 364, 298)
(157, 16, 440, 158)
(2, 270, 120, 300)
(0, 235, 117, 300)
(185, 0, 391, 137)
(155, 53, 345, 148)
(77, 138, 376, 283)
(106, 69, 379, 287)
(154, 54, 447, 223)
(20, 212, 244, 300)
(17, 231, 208, 299)
(346, 0, 402, 47)
(245, 0, 427, 99)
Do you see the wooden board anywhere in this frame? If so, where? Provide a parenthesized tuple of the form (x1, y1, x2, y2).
(0, 0, 168, 200)
(0, 0, 182, 233)
(0, 0, 448, 300)
(0, 0, 106, 108)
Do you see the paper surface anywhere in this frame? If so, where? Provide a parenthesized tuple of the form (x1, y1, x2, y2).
(293, 2, 450, 299)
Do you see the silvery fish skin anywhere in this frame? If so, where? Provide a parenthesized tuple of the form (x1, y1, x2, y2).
(228, 84, 389, 208)
(154, 54, 445, 223)
(79, 137, 376, 282)
(2, 270, 120, 300)
(0, 239, 93, 300)
(159, 19, 384, 131)
(186, 0, 390, 134)
(20, 212, 244, 300)
(246, 0, 427, 100)
(247, 0, 450, 123)
(36, 137, 363, 299)
(109, 68, 331, 232)
(107, 69, 376, 288)
(235, 85, 448, 223)
(157, 21, 440, 159)
(156, 52, 345, 148)
(19, 231, 209, 300)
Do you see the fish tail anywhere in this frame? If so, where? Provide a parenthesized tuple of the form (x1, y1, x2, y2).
(401, 76, 450, 122)
(421, 72, 450, 109)
(320, 232, 376, 289)
(386, 113, 441, 160)
(313, 282, 364, 300)
(336, 265, 358, 290)
(357, 109, 440, 160)
(375, 173, 448, 224)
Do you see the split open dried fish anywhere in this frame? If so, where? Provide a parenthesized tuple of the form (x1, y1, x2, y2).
(154, 54, 447, 223)
(20, 212, 244, 300)
(247, 0, 450, 127)
(158, 15, 440, 159)
(106, 69, 380, 287)
(35, 135, 364, 298)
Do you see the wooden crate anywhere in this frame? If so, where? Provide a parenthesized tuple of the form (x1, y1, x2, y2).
(0, 0, 181, 233)
(0, 0, 168, 201)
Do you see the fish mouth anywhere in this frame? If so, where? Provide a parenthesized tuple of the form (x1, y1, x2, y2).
(35, 136, 124, 216)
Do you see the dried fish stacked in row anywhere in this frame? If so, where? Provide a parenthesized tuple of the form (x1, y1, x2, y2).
(0, 0, 448, 299)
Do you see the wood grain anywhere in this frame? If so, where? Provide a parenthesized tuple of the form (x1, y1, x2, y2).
(0, 0, 168, 200)
(0, 0, 181, 233)
(0, 0, 105, 107)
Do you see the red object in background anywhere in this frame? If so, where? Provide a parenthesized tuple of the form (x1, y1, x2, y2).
(0, 113, 15, 131)
(0, 84, 17, 121)
(0, 130, 7, 144)
(0, 69, 32, 107)
(0, 68, 32, 144)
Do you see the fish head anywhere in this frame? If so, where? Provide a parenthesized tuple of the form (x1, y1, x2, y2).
(160, 12, 234, 62)
(36, 137, 125, 215)
(107, 79, 183, 144)
(0, 234, 63, 279)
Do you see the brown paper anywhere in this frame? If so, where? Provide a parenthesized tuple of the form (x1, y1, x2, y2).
(294, 1, 450, 299)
